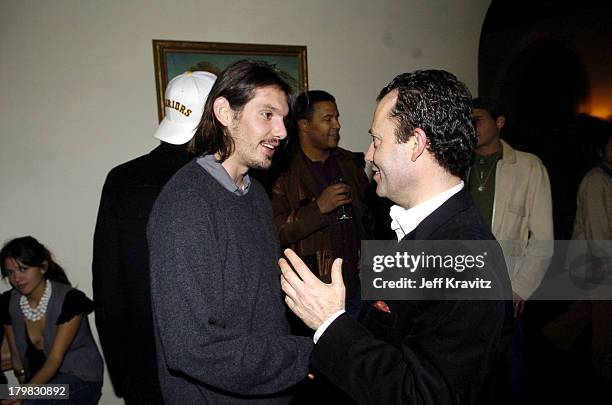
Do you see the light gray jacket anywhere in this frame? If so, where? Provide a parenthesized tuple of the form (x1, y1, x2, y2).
(490, 140, 554, 299)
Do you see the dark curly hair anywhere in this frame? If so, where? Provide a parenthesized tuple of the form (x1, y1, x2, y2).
(1, 236, 70, 285)
(377, 70, 476, 178)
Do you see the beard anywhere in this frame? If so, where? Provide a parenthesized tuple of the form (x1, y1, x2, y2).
(234, 141, 274, 171)
(248, 155, 273, 170)
(229, 119, 278, 171)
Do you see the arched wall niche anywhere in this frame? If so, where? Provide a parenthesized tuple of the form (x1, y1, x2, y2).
(478, 0, 611, 239)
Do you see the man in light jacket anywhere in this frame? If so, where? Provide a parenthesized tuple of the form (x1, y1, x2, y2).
(469, 97, 554, 310)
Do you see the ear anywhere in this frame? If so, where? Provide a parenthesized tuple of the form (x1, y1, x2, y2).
(495, 116, 506, 130)
(410, 128, 428, 162)
(298, 118, 309, 132)
(213, 97, 233, 127)
(41, 260, 48, 272)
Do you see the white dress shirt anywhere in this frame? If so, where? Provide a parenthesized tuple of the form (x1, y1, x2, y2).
(390, 181, 465, 240)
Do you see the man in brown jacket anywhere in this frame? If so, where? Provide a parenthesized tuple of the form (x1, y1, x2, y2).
(271, 90, 372, 319)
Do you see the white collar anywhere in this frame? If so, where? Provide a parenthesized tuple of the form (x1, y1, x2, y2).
(389, 181, 464, 240)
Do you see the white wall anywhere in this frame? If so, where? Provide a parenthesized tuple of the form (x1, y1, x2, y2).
(0, 0, 490, 403)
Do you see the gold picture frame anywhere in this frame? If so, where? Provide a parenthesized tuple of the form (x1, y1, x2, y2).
(153, 39, 308, 121)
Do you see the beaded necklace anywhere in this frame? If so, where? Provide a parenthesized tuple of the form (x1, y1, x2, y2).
(19, 279, 52, 322)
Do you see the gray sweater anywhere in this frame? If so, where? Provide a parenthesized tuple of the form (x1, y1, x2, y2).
(148, 160, 312, 404)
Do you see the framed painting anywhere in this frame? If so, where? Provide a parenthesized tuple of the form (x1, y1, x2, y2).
(153, 39, 308, 121)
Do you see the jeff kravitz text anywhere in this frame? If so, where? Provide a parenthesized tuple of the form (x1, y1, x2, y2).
(372, 277, 492, 289)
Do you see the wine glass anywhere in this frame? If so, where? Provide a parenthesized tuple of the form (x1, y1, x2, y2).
(336, 178, 352, 221)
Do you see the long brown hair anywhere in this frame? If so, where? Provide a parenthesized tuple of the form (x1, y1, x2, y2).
(188, 59, 295, 161)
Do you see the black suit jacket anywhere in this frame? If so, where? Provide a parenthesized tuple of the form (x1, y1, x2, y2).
(311, 188, 513, 405)
(92, 143, 191, 398)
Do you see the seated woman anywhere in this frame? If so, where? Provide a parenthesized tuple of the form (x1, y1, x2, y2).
(0, 236, 103, 404)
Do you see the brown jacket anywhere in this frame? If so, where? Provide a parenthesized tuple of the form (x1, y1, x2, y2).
(271, 147, 372, 290)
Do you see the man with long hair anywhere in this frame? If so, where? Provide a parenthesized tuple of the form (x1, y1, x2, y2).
(147, 60, 312, 404)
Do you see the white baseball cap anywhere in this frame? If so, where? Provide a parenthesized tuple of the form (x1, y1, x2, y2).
(153, 71, 217, 145)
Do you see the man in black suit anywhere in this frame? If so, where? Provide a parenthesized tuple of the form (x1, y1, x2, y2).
(92, 71, 216, 404)
(280, 70, 513, 405)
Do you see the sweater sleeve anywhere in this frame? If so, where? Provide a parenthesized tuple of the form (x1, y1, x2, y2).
(148, 188, 312, 397)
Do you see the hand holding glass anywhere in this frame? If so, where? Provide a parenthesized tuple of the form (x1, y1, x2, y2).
(335, 178, 352, 221)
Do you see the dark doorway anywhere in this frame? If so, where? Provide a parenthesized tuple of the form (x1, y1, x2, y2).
(478, 1, 612, 404)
